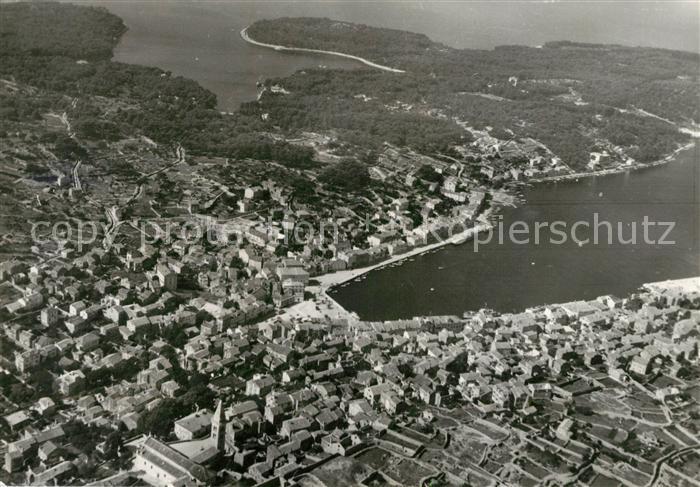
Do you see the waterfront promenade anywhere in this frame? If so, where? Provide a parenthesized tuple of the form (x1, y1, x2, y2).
(315, 223, 492, 290)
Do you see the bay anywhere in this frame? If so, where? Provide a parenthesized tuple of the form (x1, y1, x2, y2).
(333, 147, 699, 319)
(97, 1, 700, 318)
(98, 1, 699, 111)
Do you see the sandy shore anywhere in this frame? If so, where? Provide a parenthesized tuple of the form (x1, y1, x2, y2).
(240, 27, 405, 74)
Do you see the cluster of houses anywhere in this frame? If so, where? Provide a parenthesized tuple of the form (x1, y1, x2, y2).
(2, 250, 698, 486)
(1, 128, 698, 487)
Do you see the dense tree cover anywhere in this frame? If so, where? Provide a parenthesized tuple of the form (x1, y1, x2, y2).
(84, 357, 143, 390)
(257, 70, 468, 153)
(0, 371, 29, 405)
(2, 3, 696, 177)
(247, 18, 698, 168)
(137, 399, 184, 438)
(137, 373, 215, 438)
(257, 59, 686, 167)
(0, 2, 315, 167)
(103, 430, 125, 463)
(27, 369, 54, 397)
(63, 420, 113, 455)
(73, 118, 121, 141)
(76, 62, 217, 107)
(0, 2, 125, 60)
(431, 92, 688, 167)
(318, 160, 372, 192)
(601, 111, 684, 163)
(416, 164, 443, 183)
(47, 133, 88, 159)
(248, 17, 436, 67)
(249, 18, 699, 121)
(0, 92, 62, 122)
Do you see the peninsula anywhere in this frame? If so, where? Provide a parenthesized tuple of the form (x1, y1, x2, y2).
(241, 26, 406, 73)
(0, 4, 699, 487)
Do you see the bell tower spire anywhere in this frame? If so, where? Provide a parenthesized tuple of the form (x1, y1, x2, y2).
(210, 399, 225, 451)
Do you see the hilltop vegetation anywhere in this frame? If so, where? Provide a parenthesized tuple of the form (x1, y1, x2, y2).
(0, 2, 125, 59)
(0, 2, 312, 165)
(0, 4, 696, 174)
(248, 17, 698, 169)
(249, 17, 437, 66)
(248, 17, 699, 121)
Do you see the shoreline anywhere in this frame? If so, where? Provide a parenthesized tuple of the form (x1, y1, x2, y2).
(240, 26, 406, 74)
(315, 222, 492, 316)
(316, 143, 696, 288)
(316, 142, 697, 319)
(315, 141, 696, 291)
(240, 28, 698, 318)
(315, 275, 700, 325)
(317, 222, 492, 290)
(530, 141, 696, 183)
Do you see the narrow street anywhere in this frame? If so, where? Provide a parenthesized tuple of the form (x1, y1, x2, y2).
(647, 445, 700, 487)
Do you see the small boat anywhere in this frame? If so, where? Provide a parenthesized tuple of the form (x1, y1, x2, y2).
(430, 288, 435, 291)
(438, 266, 445, 270)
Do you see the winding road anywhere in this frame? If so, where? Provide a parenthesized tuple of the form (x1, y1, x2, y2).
(646, 445, 700, 487)
(137, 144, 186, 183)
(103, 144, 185, 247)
(72, 160, 82, 190)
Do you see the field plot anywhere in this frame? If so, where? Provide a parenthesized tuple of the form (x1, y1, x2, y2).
(522, 443, 573, 475)
(669, 450, 700, 480)
(297, 456, 374, 487)
(446, 424, 492, 463)
(355, 446, 437, 487)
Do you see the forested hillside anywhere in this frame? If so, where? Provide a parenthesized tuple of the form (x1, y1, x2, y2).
(0, 2, 313, 165)
(247, 17, 698, 168)
(248, 17, 699, 122)
(1, 4, 696, 172)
